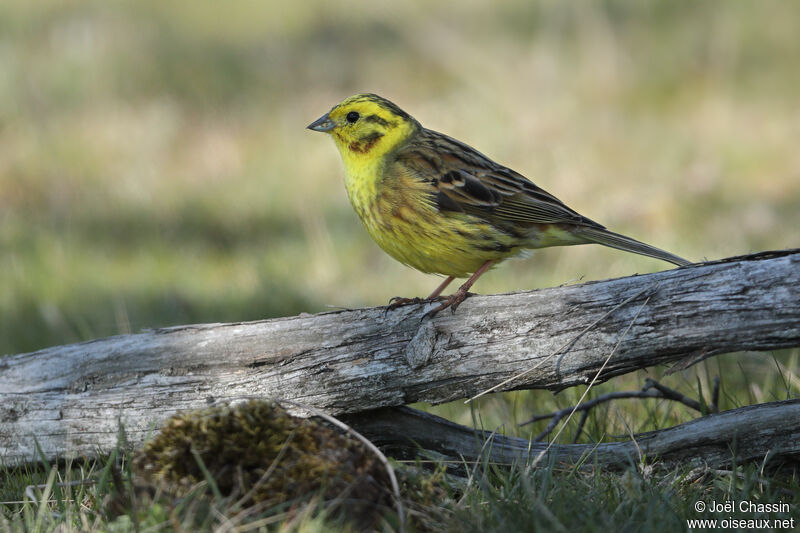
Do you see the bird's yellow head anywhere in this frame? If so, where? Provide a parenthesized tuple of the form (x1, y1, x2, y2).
(307, 94, 419, 165)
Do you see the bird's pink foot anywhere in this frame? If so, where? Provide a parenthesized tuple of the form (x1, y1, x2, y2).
(386, 295, 446, 312)
(423, 290, 475, 318)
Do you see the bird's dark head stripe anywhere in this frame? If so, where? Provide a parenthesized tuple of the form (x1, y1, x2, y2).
(346, 93, 412, 121)
(364, 114, 392, 127)
(359, 131, 384, 143)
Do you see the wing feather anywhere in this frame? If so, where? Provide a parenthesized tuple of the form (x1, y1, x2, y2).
(394, 128, 604, 228)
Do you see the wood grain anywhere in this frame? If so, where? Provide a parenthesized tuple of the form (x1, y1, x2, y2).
(1, 250, 798, 464)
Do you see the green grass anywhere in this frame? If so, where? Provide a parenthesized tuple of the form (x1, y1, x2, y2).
(0, 453, 359, 532)
(2, 420, 798, 532)
(2, 0, 800, 530)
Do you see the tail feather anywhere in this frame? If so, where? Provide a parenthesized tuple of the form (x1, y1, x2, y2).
(573, 226, 690, 267)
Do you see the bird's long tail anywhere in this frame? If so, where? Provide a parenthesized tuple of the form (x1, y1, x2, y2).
(573, 226, 690, 267)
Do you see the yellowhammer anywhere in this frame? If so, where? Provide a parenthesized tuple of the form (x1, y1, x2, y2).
(308, 94, 689, 316)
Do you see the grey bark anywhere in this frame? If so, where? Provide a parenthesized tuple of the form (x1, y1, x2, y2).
(0, 250, 798, 465)
(344, 402, 800, 471)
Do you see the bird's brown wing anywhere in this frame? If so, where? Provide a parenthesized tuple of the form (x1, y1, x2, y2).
(395, 128, 606, 229)
(390, 128, 690, 267)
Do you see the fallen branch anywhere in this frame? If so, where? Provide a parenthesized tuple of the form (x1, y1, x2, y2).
(0, 250, 798, 464)
(344, 402, 800, 471)
(520, 377, 718, 442)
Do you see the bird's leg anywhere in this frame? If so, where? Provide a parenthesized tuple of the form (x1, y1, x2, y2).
(424, 260, 494, 318)
(387, 276, 455, 310)
(426, 275, 457, 299)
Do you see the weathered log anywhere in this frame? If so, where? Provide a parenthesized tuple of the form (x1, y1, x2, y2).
(344, 402, 800, 471)
(0, 250, 798, 464)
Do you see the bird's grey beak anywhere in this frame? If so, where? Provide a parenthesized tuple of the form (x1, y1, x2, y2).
(307, 113, 335, 132)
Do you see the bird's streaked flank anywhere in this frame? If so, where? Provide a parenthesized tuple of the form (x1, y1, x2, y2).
(308, 93, 689, 315)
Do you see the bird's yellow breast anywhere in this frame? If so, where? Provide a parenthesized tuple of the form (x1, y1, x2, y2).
(340, 157, 523, 278)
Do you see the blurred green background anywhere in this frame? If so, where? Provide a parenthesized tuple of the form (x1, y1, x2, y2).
(1, 1, 798, 433)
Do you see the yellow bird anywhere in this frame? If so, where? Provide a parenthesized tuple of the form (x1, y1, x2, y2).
(308, 94, 689, 316)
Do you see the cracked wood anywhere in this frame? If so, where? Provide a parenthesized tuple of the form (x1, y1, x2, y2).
(0, 249, 798, 464)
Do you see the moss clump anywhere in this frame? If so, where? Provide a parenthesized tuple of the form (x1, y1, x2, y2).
(133, 400, 392, 524)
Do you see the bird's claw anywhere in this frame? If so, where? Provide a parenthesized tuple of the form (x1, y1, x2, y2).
(385, 295, 448, 317)
(386, 296, 424, 311)
(423, 291, 475, 319)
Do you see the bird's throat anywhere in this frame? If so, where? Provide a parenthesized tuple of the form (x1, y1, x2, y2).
(341, 156, 383, 220)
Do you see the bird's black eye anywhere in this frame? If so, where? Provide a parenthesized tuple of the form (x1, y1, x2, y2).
(346, 111, 360, 123)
